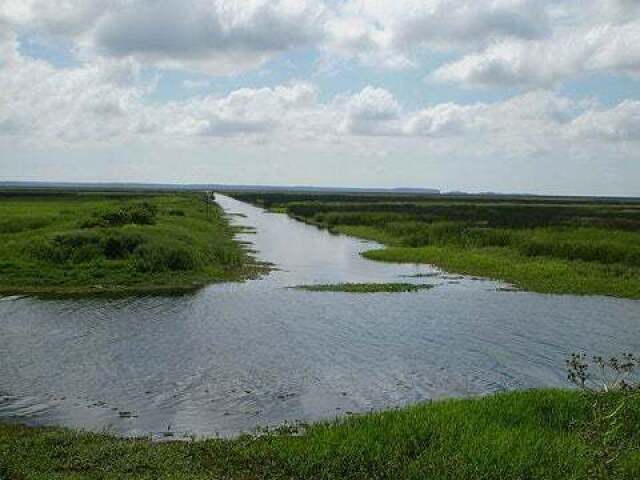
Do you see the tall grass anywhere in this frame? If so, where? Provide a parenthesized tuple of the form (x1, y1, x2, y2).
(1, 389, 639, 479)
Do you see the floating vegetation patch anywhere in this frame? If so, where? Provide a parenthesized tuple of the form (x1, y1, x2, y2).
(398, 272, 441, 278)
(496, 286, 521, 292)
(290, 282, 435, 293)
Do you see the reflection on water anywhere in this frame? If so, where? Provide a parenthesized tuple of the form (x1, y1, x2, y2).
(0, 195, 639, 438)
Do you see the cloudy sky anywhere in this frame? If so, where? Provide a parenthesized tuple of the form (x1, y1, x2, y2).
(1, 0, 639, 195)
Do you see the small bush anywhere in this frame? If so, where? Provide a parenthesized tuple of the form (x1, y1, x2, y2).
(133, 244, 200, 273)
(70, 243, 103, 263)
(567, 353, 640, 479)
(0, 217, 53, 234)
(26, 231, 102, 264)
(209, 245, 244, 266)
(101, 232, 145, 259)
(128, 203, 157, 225)
(26, 230, 147, 264)
(82, 202, 158, 228)
(168, 209, 185, 216)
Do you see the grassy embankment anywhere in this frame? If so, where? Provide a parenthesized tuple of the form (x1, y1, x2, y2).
(2, 389, 640, 479)
(0, 192, 259, 296)
(231, 193, 640, 298)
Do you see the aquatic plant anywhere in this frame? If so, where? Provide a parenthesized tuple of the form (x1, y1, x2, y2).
(291, 282, 435, 293)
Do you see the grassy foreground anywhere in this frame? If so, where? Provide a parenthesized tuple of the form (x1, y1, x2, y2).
(1, 390, 639, 479)
(230, 192, 640, 299)
(0, 193, 257, 296)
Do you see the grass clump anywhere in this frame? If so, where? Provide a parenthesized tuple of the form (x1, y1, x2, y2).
(291, 282, 435, 293)
(81, 201, 158, 228)
(133, 242, 200, 273)
(231, 192, 640, 298)
(0, 193, 259, 296)
(1, 389, 639, 479)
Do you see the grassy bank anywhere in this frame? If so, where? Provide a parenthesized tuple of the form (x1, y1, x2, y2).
(0, 193, 259, 296)
(1, 389, 639, 479)
(230, 192, 640, 298)
(362, 246, 640, 297)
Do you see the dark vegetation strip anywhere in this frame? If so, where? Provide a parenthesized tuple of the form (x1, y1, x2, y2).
(1, 390, 639, 479)
(0, 193, 261, 296)
(290, 282, 435, 293)
(230, 192, 640, 298)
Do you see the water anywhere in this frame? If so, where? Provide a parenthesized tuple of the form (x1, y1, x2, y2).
(0, 195, 638, 438)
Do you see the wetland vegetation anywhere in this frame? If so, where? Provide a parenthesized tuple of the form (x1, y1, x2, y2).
(290, 282, 435, 293)
(231, 192, 640, 299)
(2, 191, 640, 480)
(0, 192, 257, 296)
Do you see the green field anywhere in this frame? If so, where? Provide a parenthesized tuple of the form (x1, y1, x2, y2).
(0, 193, 258, 296)
(230, 193, 640, 299)
(1, 389, 639, 479)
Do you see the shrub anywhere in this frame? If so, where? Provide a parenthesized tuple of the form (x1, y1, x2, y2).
(567, 353, 640, 479)
(209, 245, 244, 266)
(127, 203, 157, 225)
(82, 202, 158, 228)
(0, 217, 53, 234)
(133, 244, 199, 273)
(27, 231, 102, 264)
(101, 232, 145, 259)
(166, 247, 199, 271)
(25, 238, 64, 263)
(70, 243, 103, 263)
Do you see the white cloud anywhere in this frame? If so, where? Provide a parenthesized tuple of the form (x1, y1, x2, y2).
(2, 34, 637, 150)
(338, 87, 402, 135)
(404, 103, 484, 137)
(323, 0, 550, 69)
(1, 2, 639, 195)
(162, 82, 320, 138)
(0, 37, 326, 143)
(91, 0, 326, 75)
(3, 0, 640, 86)
(1, 0, 326, 75)
(433, 11, 640, 87)
(0, 34, 150, 142)
(0, 0, 555, 75)
(0, 0, 108, 36)
(570, 100, 640, 141)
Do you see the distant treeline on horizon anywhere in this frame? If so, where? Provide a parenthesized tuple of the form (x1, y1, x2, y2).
(1, 181, 639, 202)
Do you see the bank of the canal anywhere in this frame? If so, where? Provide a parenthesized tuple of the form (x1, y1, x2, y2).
(3, 388, 640, 479)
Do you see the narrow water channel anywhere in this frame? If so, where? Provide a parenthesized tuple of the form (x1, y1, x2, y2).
(0, 195, 638, 438)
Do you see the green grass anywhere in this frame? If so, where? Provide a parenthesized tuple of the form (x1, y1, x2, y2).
(290, 282, 435, 293)
(229, 193, 640, 298)
(1, 389, 639, 479)
(0, 193, 260, 296)
(363, 246, 640, 298)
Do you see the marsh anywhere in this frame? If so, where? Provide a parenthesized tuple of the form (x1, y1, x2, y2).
(0, 195, 638, 439)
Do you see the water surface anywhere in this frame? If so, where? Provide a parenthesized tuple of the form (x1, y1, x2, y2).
(0, 195, 638, 438)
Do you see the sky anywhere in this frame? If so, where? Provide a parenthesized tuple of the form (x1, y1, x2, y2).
(0, 0, 639, 196)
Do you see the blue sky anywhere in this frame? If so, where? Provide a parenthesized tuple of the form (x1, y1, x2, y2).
(1, 0, 639, 195)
